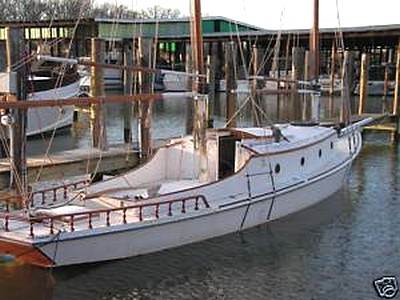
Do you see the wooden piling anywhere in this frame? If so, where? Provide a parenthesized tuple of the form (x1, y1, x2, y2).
(340, 51, 352, 125)
(138, 37, 153, 160)
(358, 53, 369, 115)
(303, 50, 312, 121)
(206, 42, 216, 127)
(90, 38, 108, 150)
(123, 41, 134, 144)
(251, 44, 261, 126)
(329, 43, 337, 97)
(382, 51, 390, 113)
(393, 42, 400, 117)
(225, 42, 237, 128)
(5, 27, 28, 196)
(185, 43, 194, 134)
(329, 43, 336, 117)
(291, 47, 305, 121)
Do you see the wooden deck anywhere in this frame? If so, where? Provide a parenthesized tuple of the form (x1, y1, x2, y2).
(0, 144, 140, 190)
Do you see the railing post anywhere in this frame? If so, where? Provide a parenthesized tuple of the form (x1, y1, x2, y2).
(181, 200, 186, 214)
(50, 218, 54, 235)
(106, 211, 110, 226)
(168, 202, 173, 216)
(88, 213, 93, 229)
(70, 216, 75, 232)
(30, 222, 34, 238)
(155, 204, 160, 219)
(139, 207, 143, 222)
(123, 208, 127, 224)
(5, 215, 9, 232)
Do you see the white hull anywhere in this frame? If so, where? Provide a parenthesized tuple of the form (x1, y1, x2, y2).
(27, 81, 80, 136)
(0, 121, 368, 267)
(39, 162, 349, 266)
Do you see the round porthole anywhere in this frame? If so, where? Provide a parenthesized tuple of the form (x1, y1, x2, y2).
(319, 149, 322, 158)
(300, 157, 305, 166)
(275, 164, 281, 174)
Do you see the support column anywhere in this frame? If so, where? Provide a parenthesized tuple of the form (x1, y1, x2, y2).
(6, 27, 28, 197)
(382, 49, 390, 113)
(358, 53, 369, 115)
(123, 41, 133, 144)
(329, 42, 337, 117)
(291, 47, 305, 121)
(138, 37, 153, 160)
(251, 44, 261, 126)
(393, 42, 400, 117)
(185, 42, 194, 134)
(225, 42, 237, 128)
(303, 50, 312, 121)
(90, 38, 107, 150)
(340, 51, 352, 125)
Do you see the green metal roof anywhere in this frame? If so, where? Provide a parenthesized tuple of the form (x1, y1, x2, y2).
(95, 16, 262, 39)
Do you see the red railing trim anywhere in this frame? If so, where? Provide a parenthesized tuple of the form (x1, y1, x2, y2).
(1, 195, 209, 237)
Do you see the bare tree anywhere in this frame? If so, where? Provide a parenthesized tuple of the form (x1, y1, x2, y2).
(0, 1, 181, 22)
(140, 6, 181, 19)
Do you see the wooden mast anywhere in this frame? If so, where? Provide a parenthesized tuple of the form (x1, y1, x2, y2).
(190, 0, 208, 182)
(310, 0, 320, 81)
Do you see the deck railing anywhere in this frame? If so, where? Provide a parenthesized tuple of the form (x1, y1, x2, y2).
(1, 195, 209, 238)
(29, 180, 89, 207)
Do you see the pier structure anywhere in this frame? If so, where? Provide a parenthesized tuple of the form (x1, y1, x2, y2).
(0, 17, 399, 194)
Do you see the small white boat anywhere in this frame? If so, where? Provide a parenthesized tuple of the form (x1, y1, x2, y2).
(27, 79, 80, 136)
(0, 119, 370, 267)
(354, 80, 395, 96)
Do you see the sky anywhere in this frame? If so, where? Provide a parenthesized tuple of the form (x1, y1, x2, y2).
(96, 0, 399, 30)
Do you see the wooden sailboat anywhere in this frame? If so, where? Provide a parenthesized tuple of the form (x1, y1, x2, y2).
(0, 0, 373, 267)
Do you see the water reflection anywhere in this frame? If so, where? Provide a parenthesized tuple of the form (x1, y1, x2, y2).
(1, 93, 399, 300)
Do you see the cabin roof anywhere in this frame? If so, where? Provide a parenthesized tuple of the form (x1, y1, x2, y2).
(240, 125, 334, 155)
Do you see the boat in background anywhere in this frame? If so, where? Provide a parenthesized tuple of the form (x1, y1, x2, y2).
(354, 64, 396, 96)
(26, 62, 81, 136)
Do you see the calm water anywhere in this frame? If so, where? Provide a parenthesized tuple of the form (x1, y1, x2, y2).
(0, 94, 399, 300)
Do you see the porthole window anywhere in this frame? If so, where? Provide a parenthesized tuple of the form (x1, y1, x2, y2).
(275, 164, 281, 174)
(300, 157, 305, 166)
(319, 149, 322, 158)
(330, 142, 334, 149)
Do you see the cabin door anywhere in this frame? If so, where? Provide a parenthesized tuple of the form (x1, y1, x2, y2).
(218, 136, 239, 179)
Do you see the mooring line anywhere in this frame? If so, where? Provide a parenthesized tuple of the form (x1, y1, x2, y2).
(266, 162, 277, 221)
(239, 173, 253, 231)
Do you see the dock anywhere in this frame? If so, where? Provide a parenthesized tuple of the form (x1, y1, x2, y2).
(0, 144, 139, 190)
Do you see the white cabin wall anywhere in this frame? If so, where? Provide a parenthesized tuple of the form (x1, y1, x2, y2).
(164, 139, 218, 182)
(86, 149, 167, 194)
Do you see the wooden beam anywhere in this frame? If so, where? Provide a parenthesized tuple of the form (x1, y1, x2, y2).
(0, 94, 163, 109)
